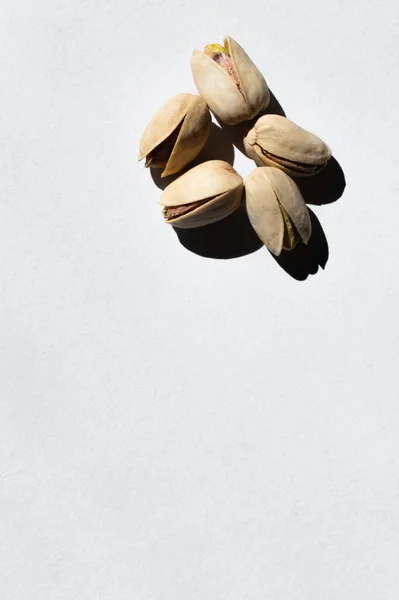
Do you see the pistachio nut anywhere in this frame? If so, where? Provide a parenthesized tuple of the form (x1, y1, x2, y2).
(244, 115, 331, 176)
(190, 36, 270, 125)
(245, 167, 312, 255)
(159, 160, 243, 228)
(138, 93, 212, 177)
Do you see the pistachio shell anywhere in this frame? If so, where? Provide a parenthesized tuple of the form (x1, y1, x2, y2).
(226, 37, 270, 120)
(190, 36, 270, 125)
(245, 167, 312, 255)
(244, 115, 331, 176)
(159, 160, 243, 228)
(138, 93, 211, 177)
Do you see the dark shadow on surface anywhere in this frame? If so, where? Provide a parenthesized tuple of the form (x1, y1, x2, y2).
(150, 123, 235, 191)
(173, 199, 263, 259)
(271, 209, 329, 280)
(257, 90, 286, 119)
(293, 156, 346, 205)
(150, 168, 177, 191)
(191, 123, 235, 167)
(215, 89, 286, 157)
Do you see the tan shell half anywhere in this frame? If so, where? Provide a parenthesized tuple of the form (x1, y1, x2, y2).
(190, 36, 270, 125)
(159, 160, 244, 228)
(138, 93, 211, 177)
(245, 167, 312, 255)
(244, 115, 332, 176)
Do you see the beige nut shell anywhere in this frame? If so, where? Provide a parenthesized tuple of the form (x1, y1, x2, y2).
(159, 160, 244, 228)
(245, 166, 312, 255)
(138, 93, 211, 177)
(190, 36, 270, 125)
(244, 115, 331, 176)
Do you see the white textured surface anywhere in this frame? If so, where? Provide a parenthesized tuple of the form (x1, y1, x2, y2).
(1, 1, 399, 598)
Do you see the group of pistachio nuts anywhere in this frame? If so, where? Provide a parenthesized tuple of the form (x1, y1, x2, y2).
(138, 36, 331, 256)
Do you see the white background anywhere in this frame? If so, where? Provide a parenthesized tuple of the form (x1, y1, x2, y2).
(1, 0, 399, 598)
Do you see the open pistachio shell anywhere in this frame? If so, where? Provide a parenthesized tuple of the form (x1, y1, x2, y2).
(138, 93, 211, 177)
(159, 160, 243, 228)
(244, 115, 331, 176)
(245, 167, 312, 255)
(190, 36, 270, 125)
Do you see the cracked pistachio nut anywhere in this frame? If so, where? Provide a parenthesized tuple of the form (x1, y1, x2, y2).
(245, 167, 312, 256)
(159, 160, 243, 228)
(190, 36, 270, 125)
(138, 93, 211, 177)
(244, 114, 331, 176)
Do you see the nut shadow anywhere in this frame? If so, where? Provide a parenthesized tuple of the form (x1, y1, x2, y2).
(293, 156, 346, 205)
(215, 89, 286, 157)
(271, 209, 329, 280)
(173, 199, 263, 259)
(150, 123, 235, 191)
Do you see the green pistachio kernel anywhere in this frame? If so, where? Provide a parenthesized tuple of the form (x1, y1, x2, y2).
(204, 43, 228, 58)
(279, 202, 299, 250)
